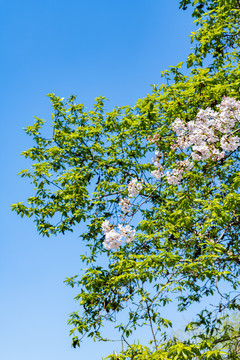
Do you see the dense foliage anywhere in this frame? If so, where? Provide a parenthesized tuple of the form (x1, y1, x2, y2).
(13, 1, 240, 358)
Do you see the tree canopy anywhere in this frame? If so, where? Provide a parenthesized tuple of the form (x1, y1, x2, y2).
(13, 1, 240, 359)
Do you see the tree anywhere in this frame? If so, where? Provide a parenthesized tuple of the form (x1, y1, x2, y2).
(12, 1, 240, 359)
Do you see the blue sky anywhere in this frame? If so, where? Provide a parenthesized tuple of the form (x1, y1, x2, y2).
(1, 1, 196, 359)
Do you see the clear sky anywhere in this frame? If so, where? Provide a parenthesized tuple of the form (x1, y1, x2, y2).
(1, 1, 196, 359)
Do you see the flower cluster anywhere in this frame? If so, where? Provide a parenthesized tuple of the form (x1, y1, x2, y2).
(151, 149, 193, 185)
(150, 97, 240, 185)
(118, 224, 136, 243)
(102, 178, 143, 249)
(127, 178, 143, 198)
(172, 97, 240, 160)
(119, 178, 143, 214)
(101, 220, 135, 250)
(119, 198, 131, 214)
(220, 136, 240, 152)
(166, 159, 193, 185)
(151, 151, 164, 180)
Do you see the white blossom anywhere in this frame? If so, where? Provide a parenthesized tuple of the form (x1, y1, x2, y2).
(128, 178, 143, 197)
(103, 228, 122, 250)
(220, 136, 240, 152)
(101, 220, 111, 234)
(151, 169, 164, 180)
(166, 169, 183, 185)
(172, 97, 240, 162)
(118, 224, 135, 243)
(119, 198, 131, 214)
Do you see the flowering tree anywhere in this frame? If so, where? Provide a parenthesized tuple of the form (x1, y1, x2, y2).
(13, 1, 240, 359)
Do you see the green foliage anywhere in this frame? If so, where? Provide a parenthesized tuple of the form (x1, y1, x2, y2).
(13, 1, 240, 359)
